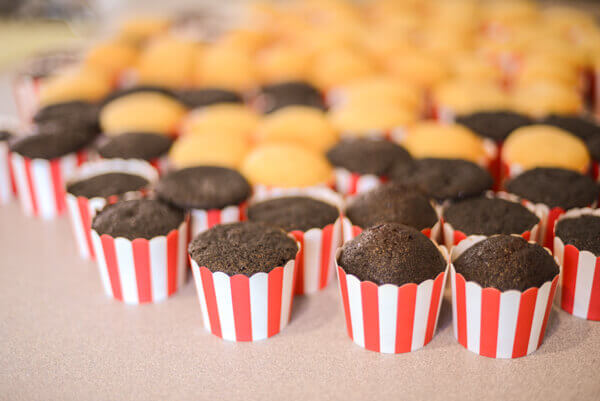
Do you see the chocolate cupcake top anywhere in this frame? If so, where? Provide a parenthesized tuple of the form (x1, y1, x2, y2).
(9, 128, 93, 160)
(542, 114, 600, 142)
(92, 199, 184, 240)
(257, 81, 326, 114)
(587, 134, 600, 161)
(390, 158, 494, 202)
(453, 235, 559, 291)
(456, 110, 534, 142)
(0, 130, 13, 142)
(505, 168, 599, 210)
(19, 49, 80, 78)
(347, 183, 438, 231)
(325, 138, 413, 176)
(97, 132, 173, 160)
(33, 100, 99, 130)
(338, 223, 446, 286)
(444, 197, 539, 236)
(247, 196, 339, 232)
(555, 215, 600, 256)
(188, 222, 298, 275)
(67, 172, 149, 199)
(100, 85, 176, 107)
(174, 88, 242, 109)
(156, 166, 251, 210)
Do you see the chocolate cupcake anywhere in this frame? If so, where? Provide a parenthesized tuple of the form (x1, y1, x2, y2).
(247, 196, 338, 232)
(542, 114, 600, 142)
(67, 172, 148, 199)
(456, 110, 534, 142)
(100, 85, 176, 107)
(10, 128, 93, 160)
(97, 132, 173, 174)
(174, 88, 242, 109)
(255, 81, 326, 114)
(189, 222, 298, 341)
(555, 214, 600, 257)
(336, 223, 448, 353)
(390, 158, 494, 203)
(33, 100, 99, 133)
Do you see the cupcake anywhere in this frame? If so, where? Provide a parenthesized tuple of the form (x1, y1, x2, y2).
(32, 100, 100, 137)
(310, 47, 377, 91)
(65, 159, 158, 259)
(91, 198, 188, 304)
(451, 235, 559, 358)
(196, 43, 259, 91)
(505, 167, 599, 250)
(254, 46, 311, 84)
(100, 85, 176, 107)
(168, 134, 249, 170)
(97, 132, 173, 175)
(189, 222, 298, 341)
(247, 187, 343, 295)
(553, 208, 600, 320)
(252, 81, 326, 114)
(442, 194, 541, 248)
(174, 88, 242, 109)
(179, 104, 260, 141)
(83, 40, 138, 83)
(390, 158, 494, 204)
(336, 223, 448, 353)
(135, 35, 197, 88)
(38, 67, 113, 107)
(156, 166, 251, 237)
(0, 120, 17, 204)
(511, 81, 584, 117)
(326, 138, 413, 195)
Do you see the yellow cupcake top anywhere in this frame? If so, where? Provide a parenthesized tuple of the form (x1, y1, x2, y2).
(385, 51, 449, 89)
(255, 106, 338, 152)
(117, 16, 171, 44)
(195, 44, 259, 91)
(100, 92, 186, 135)
(329, 102, 416, 136)
(511, 82, 583, 117)
(433, 79, 509, 114)
(503, 125, 590, 172)
(310, 47, 377, 90)
(331, 76, 422, 112)
(255, 44, 311, 83)
(450, 54, 503, 82)
(169, 134, 249, 169)
(136, 35, 198, 88)
(84, 41, 138, 79)
(482, 0, 539, 26)
(241, 143, 333, 188)
(402, 122, 488, 163)
(39, 66, 112, 106)
(514, 55, 579, 88)
(180, 104, 260, 141)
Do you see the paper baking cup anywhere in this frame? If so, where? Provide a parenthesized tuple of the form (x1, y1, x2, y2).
(336, 247, 448, 353)
(341, 216, 442, 245)
(12, 75, 41, 124)
(190, 203, 245, 238)
(333, 167, 383, 196)
(65, 159, 158, 260)
(591, 160, 599, 183)
(251, 182, 335, 200)
(450, 237, 559, 358)
(90, 220, 189, 304)
(0, 116, 21, 204)
(190, 258, 296, 341)
(11, 150, 87, 219)
(553, 208, 600, 321)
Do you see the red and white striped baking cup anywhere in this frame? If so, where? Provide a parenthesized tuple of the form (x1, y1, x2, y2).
(335, 247, 448, 353)
(11, 150, 87, 219)
(251, 182, 335, 200)
(553, 208, 600, 321)
(190, 203, 246, 238)
(341, 216, 442, 245)
(65, 159, 158, 260)
(190, 257, 296, 341)
(250, 186, 345, 295)
(147, 156, 171, 176)
(90, 220, 189, 304)
(431, 103, 456, 124)
(12, 75, 41, 124)
(333, 167, 383, 196)
(450, 236, 559, 358)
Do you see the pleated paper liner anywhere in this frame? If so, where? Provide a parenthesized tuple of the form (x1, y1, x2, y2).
(249, 186, 344, 295)
(450, 236, 559, 358)
(90, 219, 189, 304)
(553, 208, 600, 321)
(333, 167, 383, 196)
(65, 159, 159, 260)
(11, 150, 87, 219)
(189, 202, 246, 239)
(335, 247, 449, 353)
(190, 257, 296, 342)
(0, 116, 21, 204)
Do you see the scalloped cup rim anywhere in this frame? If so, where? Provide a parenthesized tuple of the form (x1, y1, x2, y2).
(92, 219, 187, 243)
(190, 256, 296, 280)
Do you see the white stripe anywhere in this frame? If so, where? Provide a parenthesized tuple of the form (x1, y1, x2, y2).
(411, 280, 433, 351)
(342, 217, 354, 244)
(432, 272, 448, 335)
(66, 194, 90, 259)
(451, 268, 458, 340)
(190, 209, 208, 238)
(279, 260, 295, 330)
(0, 144, 11, 204)
(191, 262, 211, 332)
(249, 272, 269, 341)
(60, 152, 79, 186)
(213, 272, 236, 341)
(177, 223, 188, 289)
(31, 159, 55, 219)
(573, 251, 597, 319)
(328, 219, 343, 285)
(149, 236, 168, 302)
(91, 231, 114, 298)
(378, 284, 398, 354)
(527, 281, 552, 355)
(12, 154, 32, 216)
(496, 291, 521, 358)
(334, 168, 350, 195)
(302, 229, 322, 294)
(355, 174, 380, 194)
(443, 223, 455, 249)
(465, 282, 482, 354)
(114, 237, 139, 304)
(221, 205, 241, 224)
(346, 274, 365, 348)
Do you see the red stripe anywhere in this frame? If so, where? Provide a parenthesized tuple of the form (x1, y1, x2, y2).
(49, 159, 66, 214)
(238, 202, 247, 221)
(521, 230, 531, 241)
(101, 235, 122, 301)
(132, 239, 153, 303)
(338, 267, 353, 339)
(455, 273, 468, 348)
(206, 209, 221, 229)
(424, 273, 445, 345)
(511, 288, 538, 358)
(166, 229, 179, 296)
(200, 266, 222, 338)
(319, 224, 334, 290)
(76, 150, 86, 166)
(77, 197, 95, 259)
(453, 230, 467, 246)
(230, 275, 252, 341)
(8, 152, 16, 195)
(395, 284, 417, 353)
(361, 282, 380, 352)
(538, 277, 558, 348)
(480, 288, 501, 357)
(561, 245, 579, 314)
(421, 228, 431, 238)
(267, 267, 284, 337)
(587, 258, 600, 320)
(352, 225, 362, 238)
(291, 231, 305, 295)
(544, 207, 565, 251)
(591, 161, 599, 181)
(348, 173, 359, 195)
(23, 157, 38, 216)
